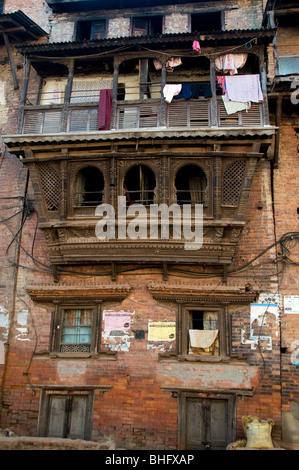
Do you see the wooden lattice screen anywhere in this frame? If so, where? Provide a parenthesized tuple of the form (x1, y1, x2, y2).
(38, 164, 61, 211)
(222, 160, 246, 206)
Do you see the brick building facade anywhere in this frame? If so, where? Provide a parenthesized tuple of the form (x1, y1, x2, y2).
(0, 0, 298, 450)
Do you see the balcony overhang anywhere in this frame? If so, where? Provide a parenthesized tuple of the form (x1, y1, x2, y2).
(45, 0, 232, 13)
(15, 28, 275, 60)
(3, 127, 276, 156)
(0, 10, 48, 44)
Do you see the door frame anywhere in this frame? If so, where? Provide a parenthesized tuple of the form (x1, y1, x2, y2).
(37, 388, 94, 440)
(178, 391, 236, 450)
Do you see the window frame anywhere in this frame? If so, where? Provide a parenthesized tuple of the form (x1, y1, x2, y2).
(189, 11, 224, 33)
(178, 304, 230, 360)
(76, 19, 107, 41)
(50, 302, 101, 357)
(131, 15, 163, 37)
(74, 165, 105, 208)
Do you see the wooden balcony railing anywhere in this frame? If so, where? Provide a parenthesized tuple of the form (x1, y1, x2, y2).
(20, 98, 264, 134)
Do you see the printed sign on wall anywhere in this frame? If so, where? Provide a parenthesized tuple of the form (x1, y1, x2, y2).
(148, 322, 176, 341)
(284, 296, 299, 314)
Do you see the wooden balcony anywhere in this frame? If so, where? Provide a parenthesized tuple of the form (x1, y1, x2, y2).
(21, 97, 264, 135)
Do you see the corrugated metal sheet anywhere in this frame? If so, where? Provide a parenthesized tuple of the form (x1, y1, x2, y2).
(16, 28, 275, 56)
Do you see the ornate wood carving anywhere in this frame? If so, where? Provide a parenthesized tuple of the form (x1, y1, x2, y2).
(147, 281, 258, 303)
(26, 282, 131, 302)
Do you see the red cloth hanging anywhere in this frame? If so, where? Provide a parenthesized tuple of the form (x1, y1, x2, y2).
(98, 89, 112, 130)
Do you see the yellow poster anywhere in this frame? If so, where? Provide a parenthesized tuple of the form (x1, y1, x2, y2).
(148, 322, 176, 341)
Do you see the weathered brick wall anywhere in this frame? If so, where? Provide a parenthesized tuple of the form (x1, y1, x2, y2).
(4, 0, 51, 34)
(0, 0, 293, 449)
(272, 113, 299, 443)
(225, 0, 264, 30)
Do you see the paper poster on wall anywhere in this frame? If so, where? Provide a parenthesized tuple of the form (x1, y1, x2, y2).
(103, 311, 131, 336)
(250, 303, 278, 337)
(148, 322, 176, 341)
(284, 296, 299, 314)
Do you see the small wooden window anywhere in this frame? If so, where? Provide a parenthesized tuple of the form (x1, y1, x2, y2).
(74, 166, 104, 207)
(60, 309, 93, 353)
(51, 304, 101, 356)
(132, 16, 163, 37)
(191, 12, 223, 32)
(76, 19, 107, 41)
(179, 305, 229, 359)
(124, 164, 156, 206)
(187, 310, 219, 356)
(175, 165, 207, 205)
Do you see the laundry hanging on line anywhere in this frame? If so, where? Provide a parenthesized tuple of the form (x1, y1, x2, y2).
(163, 82, 212, 103)
(163, 84, 182, 103)
(192, 40, 201, 54)
(153, 57, 182, 71)
(218, 74, 264, 103)
(215, 53, 248, 75)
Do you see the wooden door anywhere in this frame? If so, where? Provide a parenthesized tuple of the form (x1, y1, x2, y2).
(45, 392, 92, 440)
(179, 393, 235, 450)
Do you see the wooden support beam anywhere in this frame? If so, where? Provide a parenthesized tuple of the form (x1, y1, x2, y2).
(111, 262, 117, 282)
(3, 32, 18, 89)
(163, 262, 168, 281)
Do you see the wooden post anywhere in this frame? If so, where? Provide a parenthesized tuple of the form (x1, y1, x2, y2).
(17, 58, 30, 133)
(210, 59, 218, 127)
(111, 58, 119, 129)
(3, 32, 18, 89)
(60, 59, 75, 132)
(159, 59, 167, 127)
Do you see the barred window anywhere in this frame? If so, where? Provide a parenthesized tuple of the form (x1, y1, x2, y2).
(61, 309, 93, 353)
(51, 304, 101, 356)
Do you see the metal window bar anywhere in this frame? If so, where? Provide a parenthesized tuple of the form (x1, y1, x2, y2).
(26, 90, 66, 106)
(60, 309, 93, 352)
(175, 189, 206, 205)
(75, 190, 104, 207)
(125, 189, 155, 206)
(117, 82, 161, 100)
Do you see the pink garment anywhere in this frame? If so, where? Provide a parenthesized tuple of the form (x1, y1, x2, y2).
(215, 53, 248, 75)
(98, 89, 112, 130)
(153, 57, 182, 71)
(217, 76, 226, 94)
(224, 75, 264, 103)
(192, 40, 201, 54)
(163, 84, 182, 103)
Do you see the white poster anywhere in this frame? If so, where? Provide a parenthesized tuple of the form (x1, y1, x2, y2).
(284, 296, 299, 314)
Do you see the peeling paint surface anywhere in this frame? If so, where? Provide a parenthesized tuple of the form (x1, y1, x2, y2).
(158, 362, 259, 391)
(57, 361, 87, 378)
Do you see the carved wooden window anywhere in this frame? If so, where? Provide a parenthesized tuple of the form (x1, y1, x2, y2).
(222, 160, 246, 206)
(175, 164, 207, 205)
(38, 163, 60, 212)
(179, 305, 229, 359)
(51, 303, 101, 356)
(74, 166, 104, 207)
(124, 164, 156, 206)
